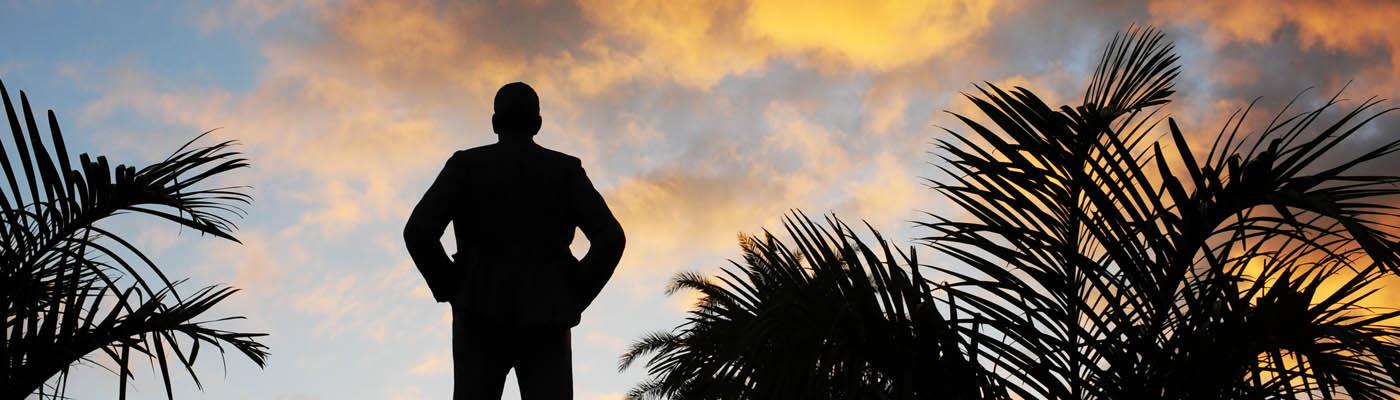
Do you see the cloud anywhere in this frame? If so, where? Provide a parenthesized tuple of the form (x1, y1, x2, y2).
(669, 288, 706, 312)
(601, 98, 940, 278)
(185, 229, 294, 315)
(743, 0, 1003, 70)
(1144, 0, 1400, 210)
(582, 330, 628, 358)
(0, 60, 20, 76)
(1150, 0, 1400, 97)
(79, 0, 1024, 258)
(291, 274, 360, 328)
(198, 0, 308, 32)
(77, 0, 1399, 331)
(861, 84, 910, 136)
(845, 151, 929, 226)
(312, 0, 1013, 94)
(409, 353, 450, 376)
(577, 391, 628, 400)
(388, 386, 425, 400)
(1150, 0, 1400, 56)
(49, 0, 1400, 397)
(79, 52, 457, 239)
(131, 225, 184, 257)
(224, 232, 286, 296)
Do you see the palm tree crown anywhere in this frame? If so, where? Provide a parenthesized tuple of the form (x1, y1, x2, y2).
(0, 79, 269, 399)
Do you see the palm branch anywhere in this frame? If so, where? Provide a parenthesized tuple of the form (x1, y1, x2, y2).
(0, 78, 268, 399)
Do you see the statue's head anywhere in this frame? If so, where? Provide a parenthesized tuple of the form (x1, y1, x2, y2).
(492, 82, 541, 137)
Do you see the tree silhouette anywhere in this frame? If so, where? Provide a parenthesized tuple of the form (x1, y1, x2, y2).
(925, 26, 1400, 399)
(625, 27, 1400, 399)
(0, 79, 268, 399)
(621, 214, 1001, 399)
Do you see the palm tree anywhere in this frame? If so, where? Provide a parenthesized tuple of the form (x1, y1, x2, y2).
(624, 26, 1400, 399)
(0, 79, 269, 399)
(620, 213, 1002, 399)
(923, 26, 1400, 399)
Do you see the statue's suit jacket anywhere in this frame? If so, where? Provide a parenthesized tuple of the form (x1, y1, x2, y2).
(404, 140, 625, 328)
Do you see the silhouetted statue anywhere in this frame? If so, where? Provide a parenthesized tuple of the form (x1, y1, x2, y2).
(404, 82, 626, 399)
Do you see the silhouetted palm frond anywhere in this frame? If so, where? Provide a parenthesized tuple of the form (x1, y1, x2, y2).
(924, 26, 1400, 399)
(0, 78, 268, 400)
(621, 213, 1004, 399)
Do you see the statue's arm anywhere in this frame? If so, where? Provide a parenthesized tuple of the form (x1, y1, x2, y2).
(404, 153, 465, 303)
(570, 159, 626, 312)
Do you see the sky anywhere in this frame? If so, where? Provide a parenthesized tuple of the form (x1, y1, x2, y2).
(3, 0, 1400, 399)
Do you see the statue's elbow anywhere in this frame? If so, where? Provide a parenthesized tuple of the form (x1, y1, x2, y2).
(612, 226, 627, 255)
(403, 220, 428, 246)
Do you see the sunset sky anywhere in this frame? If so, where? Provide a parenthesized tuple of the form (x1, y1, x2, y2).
(4, 1, 1400, 399)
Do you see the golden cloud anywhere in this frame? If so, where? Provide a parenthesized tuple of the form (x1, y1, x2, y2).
(745, 0, 1001, 70)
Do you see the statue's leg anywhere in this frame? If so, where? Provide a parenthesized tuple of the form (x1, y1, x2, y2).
(454, 312, 512, 400)
(514, 327, 573, 400)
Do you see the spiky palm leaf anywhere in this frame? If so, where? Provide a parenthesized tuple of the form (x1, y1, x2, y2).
(0, 79, 268, 399)
(621, 213, 1003, 399)
(923, 26, 1400, 399)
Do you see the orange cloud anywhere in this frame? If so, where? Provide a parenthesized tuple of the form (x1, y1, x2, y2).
(314, 0, 1013, 95)
(1151, 0, 1400, 50)
(1150, 0, 1400, 81)
(846, 151, 930, 225)
(745, 0, 1002, 70)
(578, 0, 768, 88)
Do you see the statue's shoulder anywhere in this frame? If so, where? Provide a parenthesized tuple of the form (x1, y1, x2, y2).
(449, 142, 580, 169)
(535, 145, 581, 167)
(449, 144, 498, 164)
